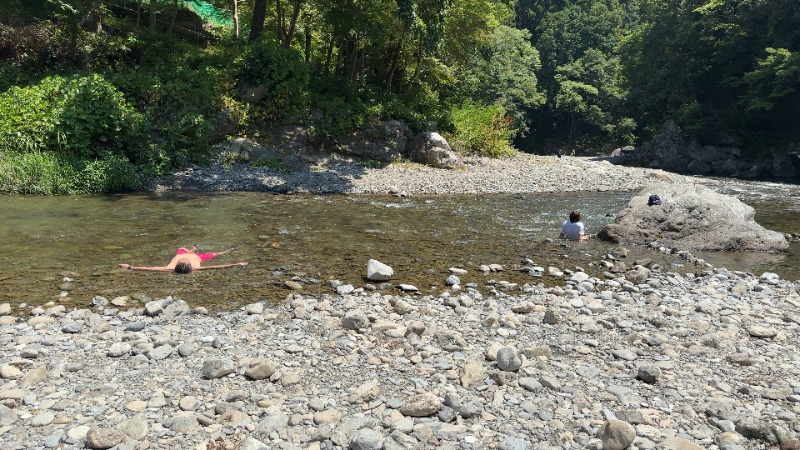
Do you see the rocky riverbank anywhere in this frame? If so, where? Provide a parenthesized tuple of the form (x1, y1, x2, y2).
(149, 154, 694, 195)
(2, 253, 800, 450)
(3, 154, 799, 450)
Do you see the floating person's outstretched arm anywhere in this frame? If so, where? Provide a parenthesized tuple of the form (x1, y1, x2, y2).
(118, 261, 247, 271)
(196, 262, 248, 270)
(118, 263, 172, 271)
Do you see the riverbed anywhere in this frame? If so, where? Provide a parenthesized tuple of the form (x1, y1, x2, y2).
(1, 185, 797, 311)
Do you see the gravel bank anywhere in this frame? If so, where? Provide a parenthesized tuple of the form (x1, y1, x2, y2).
(2, 257, 799, 450)
(150, 154, 699, 195)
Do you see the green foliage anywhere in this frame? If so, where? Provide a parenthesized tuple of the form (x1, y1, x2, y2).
(108, 37, 244, 167)
(2, 0, 798, 186)
(239, 37, 309, 122)
(735, 48, 800, 112)
(250, 155, 288, 172)
(306, 90, 372, 141)
(516, 0, 630, 151)
(552, 48, 630, 145)
(607, 117, 637, 146)
(71, 154, 143, 193)
(621, 0, 800, 148)
(0, 73, 146, 161)
(445, 101, 515, 158)
(0, 151, 141, 194)
(154, 111, 214, 168)
(0, 151, 77, 195)
(472, 25, 545, 132)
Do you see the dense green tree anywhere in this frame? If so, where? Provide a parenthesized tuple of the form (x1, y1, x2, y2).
(553, 48, 631, 143)
(621, 0, 800, 149)
(473, 25, 544, 132)
(516, 0, 629, 151)
(3, 0, 800, 182)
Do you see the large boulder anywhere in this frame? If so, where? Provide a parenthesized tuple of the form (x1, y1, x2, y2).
(773, 147, 800, 178)
(648, 121, 690, 172)
(408, 132, 462, 169)
(598, 182, 788, 252)
(336, 120, 413, 162)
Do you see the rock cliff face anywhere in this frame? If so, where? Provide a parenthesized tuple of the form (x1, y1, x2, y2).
(598, 182, 789, 252)
(624, 121, 798, 179)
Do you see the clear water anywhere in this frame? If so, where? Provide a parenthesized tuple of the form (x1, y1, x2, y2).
(1, 184, 797, 311)
(693, 178, 800, 278)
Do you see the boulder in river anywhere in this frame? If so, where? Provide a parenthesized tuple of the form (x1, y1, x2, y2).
(367, 259, 393, 281)
(598, 182, 788, 252)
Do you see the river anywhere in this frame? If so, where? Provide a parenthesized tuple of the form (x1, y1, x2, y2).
(0, 180, 797, 311)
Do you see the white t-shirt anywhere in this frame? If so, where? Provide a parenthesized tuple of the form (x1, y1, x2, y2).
(561, 220, 585, 240)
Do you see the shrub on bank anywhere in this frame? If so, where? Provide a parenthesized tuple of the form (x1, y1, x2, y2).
(0, 151, 142, 194)
(239, 37, 309, 123)
(445, 102, 516, 158)
(0, 73, 146, 161)
(0, 73, 149, 194)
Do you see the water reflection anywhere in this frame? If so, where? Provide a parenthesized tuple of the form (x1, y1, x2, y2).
(0, 186, 797, 311)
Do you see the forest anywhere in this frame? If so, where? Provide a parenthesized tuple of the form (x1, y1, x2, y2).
(0, 0, 798, 193)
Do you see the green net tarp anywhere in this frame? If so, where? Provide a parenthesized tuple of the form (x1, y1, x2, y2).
(181, 0, 232, 27)
(152, 0, 232, 27)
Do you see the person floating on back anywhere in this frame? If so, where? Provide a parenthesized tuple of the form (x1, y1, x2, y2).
(118, 246, 247, 273)
(559, 210, 590, 241)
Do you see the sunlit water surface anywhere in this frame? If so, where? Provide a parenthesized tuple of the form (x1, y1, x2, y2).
(1, 183, 797, 311)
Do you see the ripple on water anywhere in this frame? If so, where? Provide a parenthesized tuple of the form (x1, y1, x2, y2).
(0, 187, 797, 311)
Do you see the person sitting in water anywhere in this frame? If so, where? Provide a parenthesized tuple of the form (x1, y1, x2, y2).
(559, 211, 590, 241)
(118, 246, 247, 273)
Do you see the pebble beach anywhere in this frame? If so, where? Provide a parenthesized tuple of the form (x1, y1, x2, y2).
(2, 154, 799, 450)
(150, 154, 692, 195)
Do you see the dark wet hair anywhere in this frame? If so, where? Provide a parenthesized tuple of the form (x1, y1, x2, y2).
(569, 211, 581, 223)
(174, 260, 193, 274)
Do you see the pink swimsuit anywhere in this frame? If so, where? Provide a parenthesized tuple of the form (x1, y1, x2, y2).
(176, 248, 216, 262)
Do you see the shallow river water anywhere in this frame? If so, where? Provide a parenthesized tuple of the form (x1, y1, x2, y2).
(1, 181, 797, 311)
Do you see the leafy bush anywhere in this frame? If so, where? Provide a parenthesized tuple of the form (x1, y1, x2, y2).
(239, 37, 309, 122)
(444, 101, 516, 158)
(306, 94, 370, 141)
(0, 73, 147, 162)
(72, 154, 143, 193)
(0, 151, 141, 194)
(154, 111, 214, 168)
(0, 151, 76, 194)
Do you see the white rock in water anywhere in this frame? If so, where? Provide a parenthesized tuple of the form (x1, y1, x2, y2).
(367, 259, 393, 281)
(760, 272, 780, 285)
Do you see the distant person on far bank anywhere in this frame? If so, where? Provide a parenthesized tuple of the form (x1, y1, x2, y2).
(560, 211, 590, 241)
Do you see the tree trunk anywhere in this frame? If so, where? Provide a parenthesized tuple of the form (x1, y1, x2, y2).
(168, 0, 178, 34)
(284, 1, 302, 48)
(249, 0, 267, 41)
(324, 34, 335, 74)
(83, 0, 103, 34)
(385, 29, 406, 92)
(304, 28, 312, 62)
(232, 0, 239, 38)
(136, 0, 141, 27)
(276, 0, 284, 42)
(149, 0, 157, 30)
(411, 42, 423, 84)
(334, 38, 344, 76)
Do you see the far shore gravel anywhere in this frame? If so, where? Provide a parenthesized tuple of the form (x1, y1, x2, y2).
(150, 154, 704, 195)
